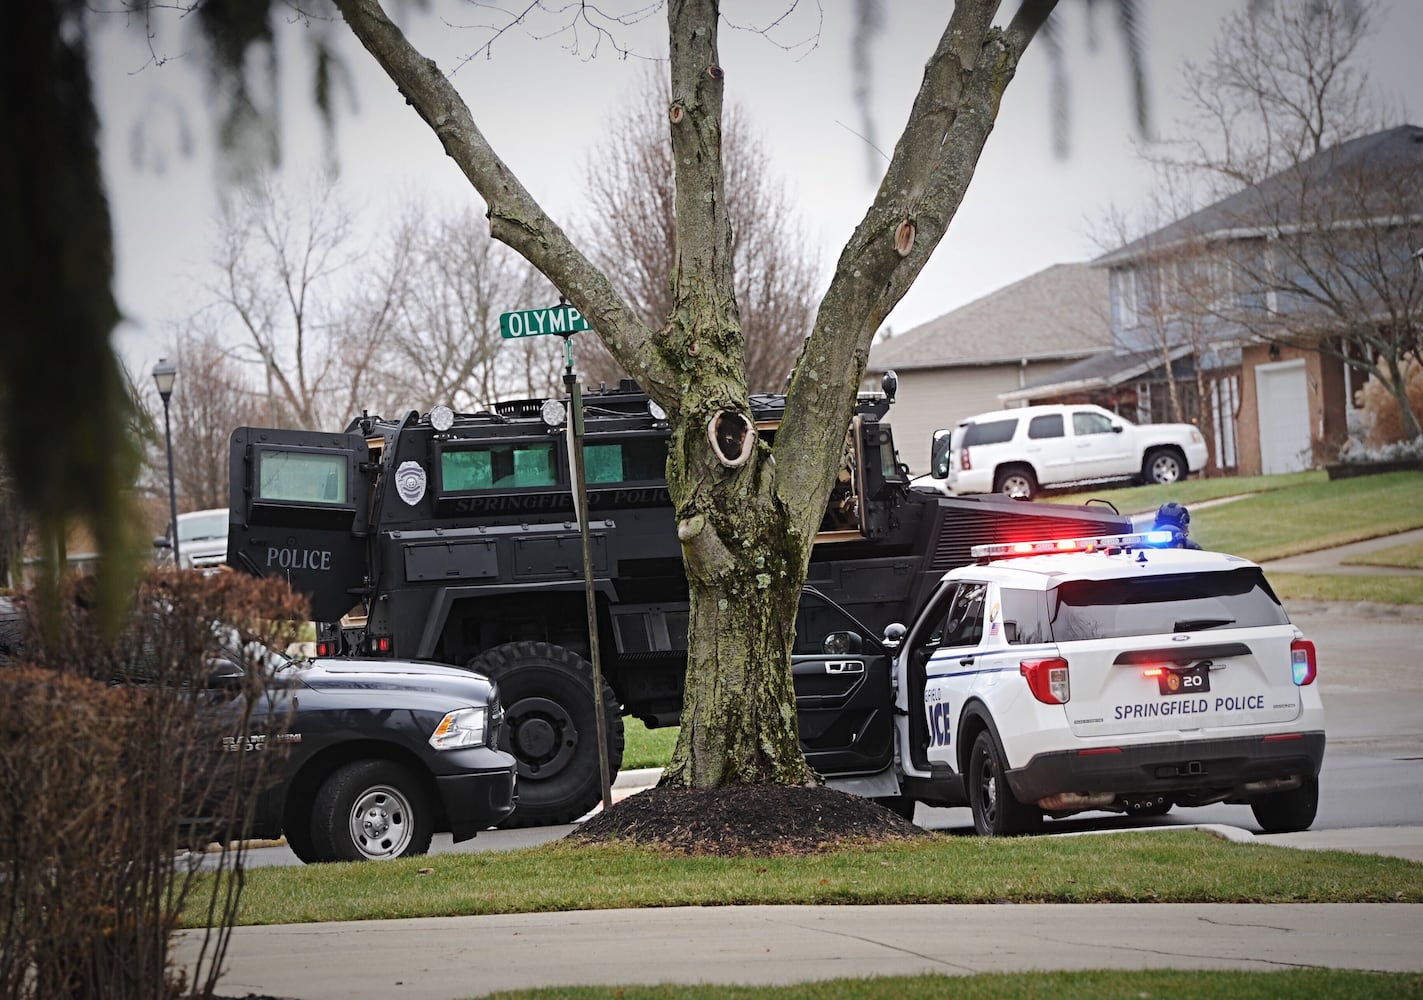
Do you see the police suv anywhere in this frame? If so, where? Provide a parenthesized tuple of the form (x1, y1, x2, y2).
(803, 528, 1325, 835)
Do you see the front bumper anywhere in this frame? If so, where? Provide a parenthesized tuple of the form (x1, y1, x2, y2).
(1007, 731, 1326, 806)
(435, 750, 518, 841)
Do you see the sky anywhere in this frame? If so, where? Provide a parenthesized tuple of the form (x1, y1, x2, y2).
(93, 1, 1422, 392)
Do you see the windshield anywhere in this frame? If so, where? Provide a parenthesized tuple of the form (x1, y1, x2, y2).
(178, 511, 228, 543)
(1049, 568, 1288, 641)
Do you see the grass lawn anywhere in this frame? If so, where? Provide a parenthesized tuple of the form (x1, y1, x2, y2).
(1345, 539, 1423, 569)
(1052, 470, 1423, 561)
(1053, 470, 1423, 603)
(484, 969, 1423, 1000)
(623, 718, 678, 769)
(223, 830, 1423, 926)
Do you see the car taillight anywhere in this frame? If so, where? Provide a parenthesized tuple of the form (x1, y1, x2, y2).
(315, 640, 336, 657)
(368, 635, 393, 655)
(1021, 657, 1069, 704)
(960, 447, 971, 471)
(1290, 638, 1317, 686)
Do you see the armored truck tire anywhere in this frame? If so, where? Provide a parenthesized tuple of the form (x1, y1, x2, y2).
(309, 760, 435, 862)
(1249, 775, 1319, 834)
(467, 641, 625, 828)
(968, 730, 1042, 836)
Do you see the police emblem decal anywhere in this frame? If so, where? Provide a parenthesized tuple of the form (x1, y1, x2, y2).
(395, 461, 427, 506)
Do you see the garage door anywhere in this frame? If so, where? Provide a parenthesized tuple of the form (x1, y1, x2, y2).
(1255, 359, 1311, 474)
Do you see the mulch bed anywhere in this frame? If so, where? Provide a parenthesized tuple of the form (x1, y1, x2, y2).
(572, 783, 932, 856)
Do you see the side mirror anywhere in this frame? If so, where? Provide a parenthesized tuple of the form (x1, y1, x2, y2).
(822, 630, 863, 655)
(204, 659, 246, 690)
(206, 665, 244, 688)
(882, 622, 907, 651)
(153, 535, 172, 550)
(1111, 424, 1124, 434)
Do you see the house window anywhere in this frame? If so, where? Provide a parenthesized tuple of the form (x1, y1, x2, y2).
(1208, 256, 1237, 310)
(1116, 268, 1139, 329)
(1155, 260, 1184, 319)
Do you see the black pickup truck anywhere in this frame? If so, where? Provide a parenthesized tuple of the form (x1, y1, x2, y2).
(1, 596, 518, 863)
(210, 649, 519, 863)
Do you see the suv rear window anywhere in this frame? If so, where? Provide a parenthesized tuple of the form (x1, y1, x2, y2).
(1048, 568, 1288, 641)
(962, 418, 1018, 447)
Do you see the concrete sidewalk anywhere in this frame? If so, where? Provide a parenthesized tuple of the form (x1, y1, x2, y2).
(188, 901, 1423, 999)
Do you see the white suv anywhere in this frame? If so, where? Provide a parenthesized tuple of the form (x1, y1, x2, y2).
(885, 530, 1324, 835)
(926, 404, 1208, 500)
(153, 508, 230, 571)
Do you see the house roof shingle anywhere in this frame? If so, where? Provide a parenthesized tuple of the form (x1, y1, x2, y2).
(866, 263, 1111, 373)
(1094, 124, 1423, 267)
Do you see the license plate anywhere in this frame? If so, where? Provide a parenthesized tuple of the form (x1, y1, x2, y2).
(1158, 662, 1211, 696)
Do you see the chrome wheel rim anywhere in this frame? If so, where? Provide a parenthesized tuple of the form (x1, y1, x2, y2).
(348, 783, 414, 860)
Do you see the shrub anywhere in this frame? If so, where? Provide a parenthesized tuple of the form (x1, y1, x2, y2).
(0, 570, 307, 1000)
(1355, 357, 1423, 449)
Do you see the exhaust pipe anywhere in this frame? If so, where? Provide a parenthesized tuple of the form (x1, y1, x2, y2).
(1037, 791, 1114, 810)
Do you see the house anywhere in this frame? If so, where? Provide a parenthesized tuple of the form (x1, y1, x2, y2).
(1077, 125, 1423, 476)
(865, 263, 1111, 474)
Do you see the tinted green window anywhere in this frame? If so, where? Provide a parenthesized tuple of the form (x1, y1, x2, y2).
(583, 444, 624, 484)
(443, 443, 556, 491)
(584, 437, 665, 484)
(257, 450, 347, 503)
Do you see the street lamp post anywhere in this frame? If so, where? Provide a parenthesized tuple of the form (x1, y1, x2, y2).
(152, 358, 180, 567)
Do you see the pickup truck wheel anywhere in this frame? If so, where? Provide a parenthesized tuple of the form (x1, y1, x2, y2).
(1143, 447, 1186, 485)
(1250, 775, 1319, 833)
(968, 731, 1041, 836)
(468, 641, 625, 828)
(282, 814, 320, 865)
(993, 465, 1037, 501)
(309, 760, 434, 862)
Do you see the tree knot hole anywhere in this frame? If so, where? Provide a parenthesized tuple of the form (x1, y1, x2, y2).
(707, 410, 754, 468)
(895, 219, 916, 257)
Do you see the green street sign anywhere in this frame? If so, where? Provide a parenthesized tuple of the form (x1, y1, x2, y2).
(499, 304, 591, 339)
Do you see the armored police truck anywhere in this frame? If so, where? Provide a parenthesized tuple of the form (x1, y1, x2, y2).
(228, 380, 1131, 826)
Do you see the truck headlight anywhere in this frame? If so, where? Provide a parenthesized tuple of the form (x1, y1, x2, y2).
(428, 707, 488, 750)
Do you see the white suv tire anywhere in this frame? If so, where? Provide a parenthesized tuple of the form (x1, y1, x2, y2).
(993, 465, 1038, 501)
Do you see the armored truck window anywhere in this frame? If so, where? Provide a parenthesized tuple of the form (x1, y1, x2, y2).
(257, 450, 348, 504)
(441, 442, 556, 491)
(583, 436, 666, 484)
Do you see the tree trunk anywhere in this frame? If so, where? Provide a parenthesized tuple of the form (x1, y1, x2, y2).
(333, 0, 1055, 792)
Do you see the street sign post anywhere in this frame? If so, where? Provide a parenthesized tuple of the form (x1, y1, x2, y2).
(499, 304, 591, 339)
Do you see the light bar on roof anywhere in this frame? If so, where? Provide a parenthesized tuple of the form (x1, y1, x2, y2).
(971, 529, 1178, 561)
